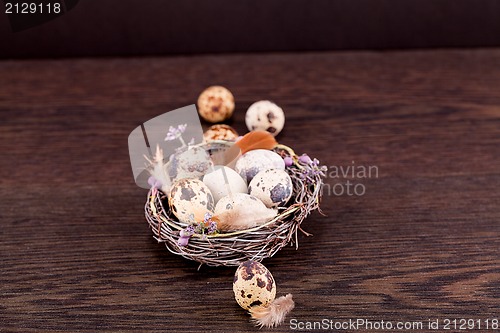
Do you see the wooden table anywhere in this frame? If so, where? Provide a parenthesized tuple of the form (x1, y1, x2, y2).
(1, 50, 499, 332)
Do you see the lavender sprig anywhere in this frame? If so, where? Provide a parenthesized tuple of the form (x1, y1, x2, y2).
(177, 212, 218, 247)
(287, 153, 327, 183)
(165, 124, 188, 146)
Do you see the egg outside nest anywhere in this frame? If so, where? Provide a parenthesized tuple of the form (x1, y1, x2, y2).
(197, 86, 235, 123)
(233, 260, 295, 328)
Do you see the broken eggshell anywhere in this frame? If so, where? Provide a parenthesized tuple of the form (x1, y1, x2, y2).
(169, 178, 214, 224)
(248, 169, 293, 208)
(235, 149, 285, 183)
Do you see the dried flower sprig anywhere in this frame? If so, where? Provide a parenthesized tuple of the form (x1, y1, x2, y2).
(165, 123, 189, 147)
(297, 154, 327, 183)
(282, 151, 327, 184)
(177, 212, 218, 247)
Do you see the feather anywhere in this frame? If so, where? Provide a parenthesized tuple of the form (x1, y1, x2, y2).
(145, 145, 172, 194)
(214, 204, 277, 231)
(212, 193, 278, 231)
(250, 294, 295, 328)
(236, 130, 278, 155)
(212, 131, 278, 167)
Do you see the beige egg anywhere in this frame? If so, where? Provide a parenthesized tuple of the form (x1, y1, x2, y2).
(235, 149, 285, 183)
(233, 260, 276, 310)
(203, 166, 248, 204)
(197, 86, 235, 123)
(203, 124, 239, 142)
(248, 169, 293, 208)
(169, 178, 214, 223)
(245, 100, 285, 136)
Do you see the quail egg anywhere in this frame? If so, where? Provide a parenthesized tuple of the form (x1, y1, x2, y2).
(235, 149, 285, 183)
(233, 260, 276, 310)
(249, 169, 293, 208)
(245, 100, 285, 136)
(168, 146, 213, 182)
(169, 178, 214, 223)
(197, 86, 235, 123)
(203, 124, 239, 142)
(203, 166, 248, 203)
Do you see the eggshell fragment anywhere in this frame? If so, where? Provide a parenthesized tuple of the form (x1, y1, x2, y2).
(203, 166, 248, 203)
(248, 169, 293, 208)
(233, 260, 276, 310)
(245, 100, 285, 136)
(169, 178, 214, 223)
(197, 86, 235, 123)
(235, 149, 285, 183)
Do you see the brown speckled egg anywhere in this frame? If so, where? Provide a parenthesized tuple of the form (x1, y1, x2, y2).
(233, 260, 276, 310)
(235, 149, 285, 183)
(245, 100, 285, 136)
(168, 146, 213, 182)
(169, 178, 214, 223)
(248, 169, 293, 208)
(203, 124, 239, 142)
(197, 86, 235, 123)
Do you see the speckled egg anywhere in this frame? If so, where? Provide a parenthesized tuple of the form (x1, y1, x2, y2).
(168, 146, 213, 182)
(203, 166, 248, 203)
(169, 178, 214, 223)
(249, 169, 293, 208)
(203, 124, 239, 142)
(233, 260, 276, 310)
(197, 86, 235, 123)
(245, 100, 285, 136)
(235, 149, 285, 183)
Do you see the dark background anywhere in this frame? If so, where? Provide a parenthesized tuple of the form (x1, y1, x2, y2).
(2, 0, 500, 58)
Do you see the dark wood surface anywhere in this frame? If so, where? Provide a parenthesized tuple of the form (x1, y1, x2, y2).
(1, 49, 499, 332)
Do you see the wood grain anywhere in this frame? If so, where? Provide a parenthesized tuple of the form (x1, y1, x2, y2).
(0, 49, 499, 332)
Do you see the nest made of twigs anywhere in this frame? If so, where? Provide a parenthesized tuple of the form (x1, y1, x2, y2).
(144, 141, 325, 267)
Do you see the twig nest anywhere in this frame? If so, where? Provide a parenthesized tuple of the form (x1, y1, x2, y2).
(248, 169, 293, 208)
(233, 260, 295, 328)
(203, 124, 239, 142)
(233, 260, 276, 310)
(235, 149, 285, 183)
(245, 100, 285, 136)
(169, 179, 214, 223)
(197, 86, 235, 123)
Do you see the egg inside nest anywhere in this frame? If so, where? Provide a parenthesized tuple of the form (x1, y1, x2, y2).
(168, 178, 214, 223)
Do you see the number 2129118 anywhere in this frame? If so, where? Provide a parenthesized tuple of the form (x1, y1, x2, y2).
(443, 319, 498, 330)
(5, 2, 61, 14)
